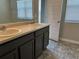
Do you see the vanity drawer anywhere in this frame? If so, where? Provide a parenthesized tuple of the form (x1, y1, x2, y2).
(17, 33, 34, 44)
(35, 29, 43, 36)
(43, 26, 49, 32)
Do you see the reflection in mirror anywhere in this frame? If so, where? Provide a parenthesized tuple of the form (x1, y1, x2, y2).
(0, 0, 33, 24)
(17, 0, 33, 19)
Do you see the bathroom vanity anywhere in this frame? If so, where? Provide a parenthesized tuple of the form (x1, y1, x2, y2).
(0, 23, 49, 59)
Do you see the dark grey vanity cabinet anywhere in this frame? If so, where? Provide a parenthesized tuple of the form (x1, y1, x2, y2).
(0, 33, 34, 59)
(35, 34, 43, 58)
(0, 49, 18, 59)
(0, 39, 19, 59)
(34, 26, 49, 58)
(19, 40, 34, 59)
(18, 33, 34, 59)
(43, 26, 49, 50)
(0, 26, 49, 59)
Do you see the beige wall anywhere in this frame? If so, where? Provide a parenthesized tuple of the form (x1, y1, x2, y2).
(0, 0, 12, 24)
(62, 23, 79, 41)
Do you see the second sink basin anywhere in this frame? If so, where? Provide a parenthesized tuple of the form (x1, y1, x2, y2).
(0, 28, 21, 37)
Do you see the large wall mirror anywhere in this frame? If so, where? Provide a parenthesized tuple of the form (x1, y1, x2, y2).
(0, 0, 38, 24)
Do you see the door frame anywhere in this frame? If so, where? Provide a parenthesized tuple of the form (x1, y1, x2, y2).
(40, 0, 67, 41)
(59, 0, 67, 40)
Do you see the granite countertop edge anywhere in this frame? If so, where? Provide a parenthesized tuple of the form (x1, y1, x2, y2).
(0, 23, 49, 45)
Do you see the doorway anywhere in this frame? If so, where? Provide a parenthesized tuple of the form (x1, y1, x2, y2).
(39, 0, 63, 41)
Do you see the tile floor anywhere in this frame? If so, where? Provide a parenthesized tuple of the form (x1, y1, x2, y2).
(38, 40, 79, 59)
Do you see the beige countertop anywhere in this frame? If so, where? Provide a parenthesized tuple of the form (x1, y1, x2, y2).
(0, 23, 49, 44)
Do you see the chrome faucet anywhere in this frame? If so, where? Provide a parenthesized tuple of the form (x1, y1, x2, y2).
(0, 25, 6, 31)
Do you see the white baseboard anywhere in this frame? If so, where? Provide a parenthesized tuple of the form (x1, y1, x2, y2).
(61, 38, 79, 45)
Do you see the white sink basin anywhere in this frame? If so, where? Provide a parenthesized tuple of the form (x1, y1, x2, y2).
(0, 28, 21, 37)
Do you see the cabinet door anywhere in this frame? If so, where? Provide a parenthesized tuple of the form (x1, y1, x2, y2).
(0, 49, 18, 59)
(43, 32, 49, 49)
(43, 26, 49, 50)
(35, 35, 43, 58)
(20, 40, 34, 59)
